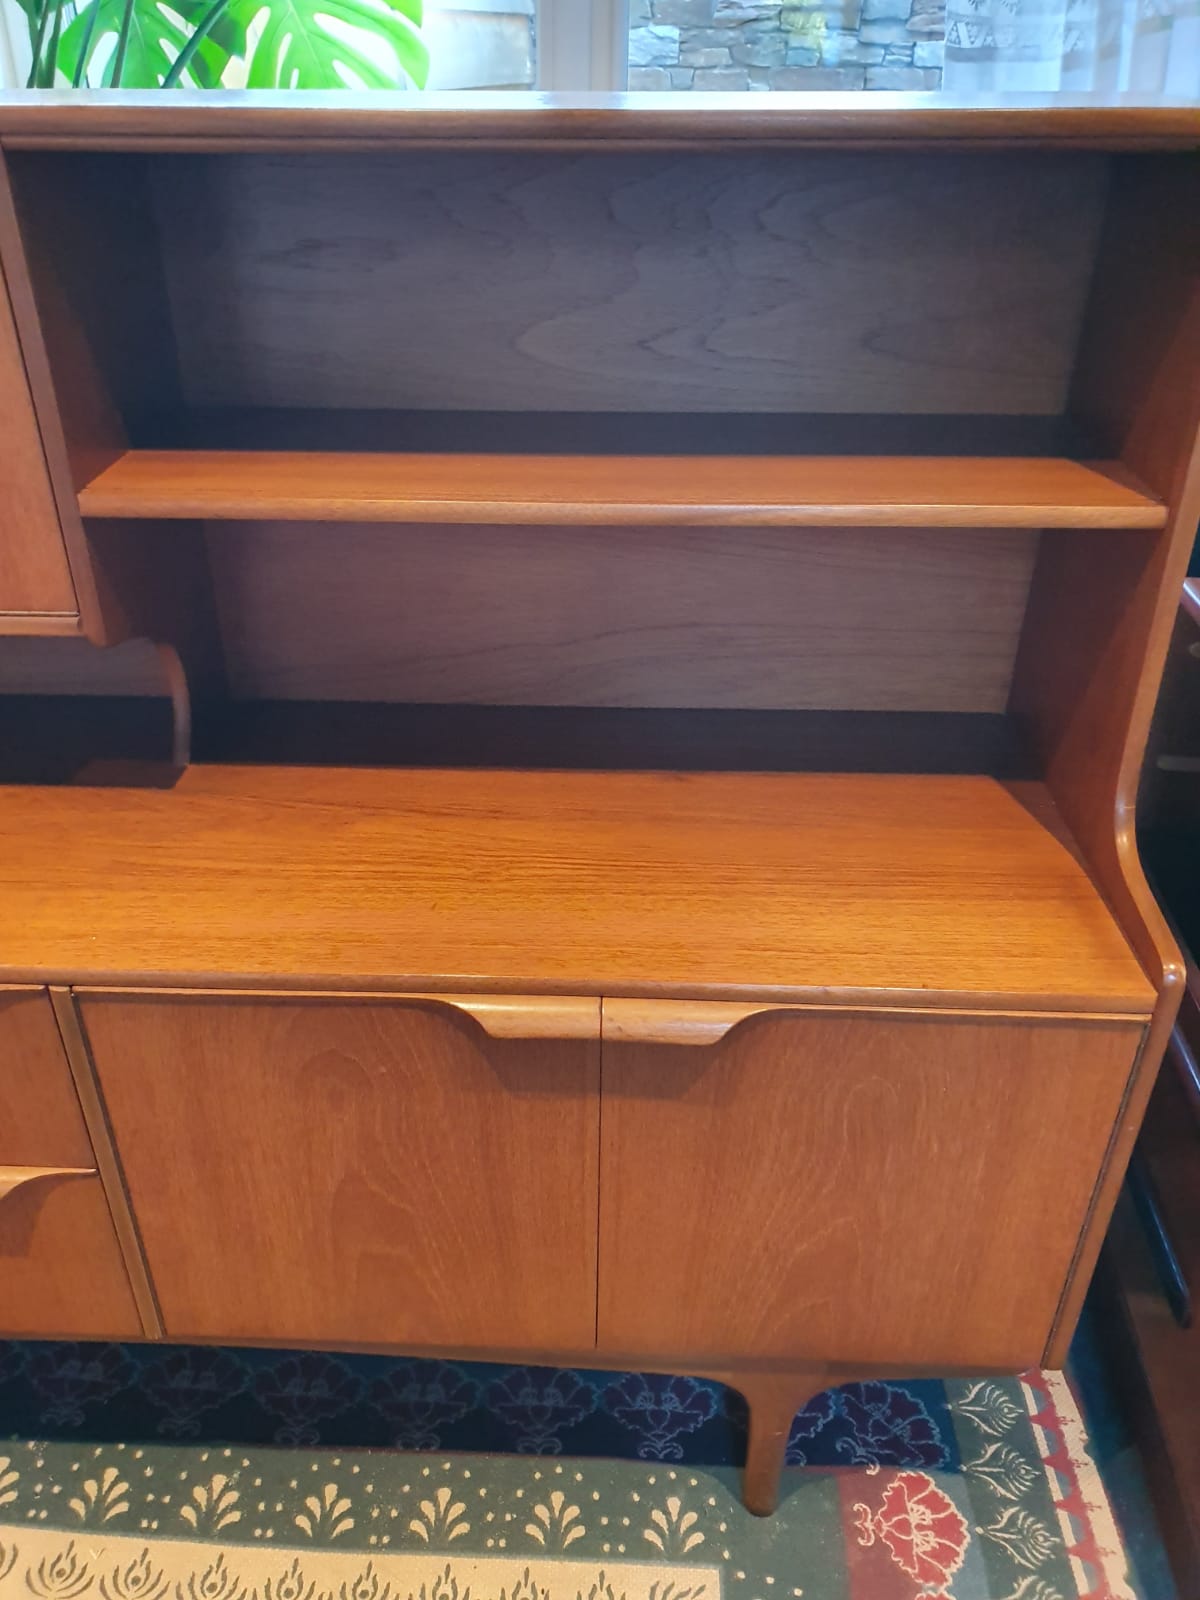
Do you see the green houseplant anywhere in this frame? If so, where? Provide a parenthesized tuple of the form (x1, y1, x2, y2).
(18, 0, 428, 89)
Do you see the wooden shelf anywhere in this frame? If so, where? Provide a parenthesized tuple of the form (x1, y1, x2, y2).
(0, 761, 1153, 1009)
(76, 449, 1166, 529)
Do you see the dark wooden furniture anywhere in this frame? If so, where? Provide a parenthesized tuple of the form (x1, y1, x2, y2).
(0, 95, 1198, 1516)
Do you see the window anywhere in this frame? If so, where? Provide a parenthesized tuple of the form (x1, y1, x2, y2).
(1, 0, 1196, 92)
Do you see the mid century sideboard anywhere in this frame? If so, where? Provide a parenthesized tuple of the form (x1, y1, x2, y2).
(0, 94, 1198, 1515)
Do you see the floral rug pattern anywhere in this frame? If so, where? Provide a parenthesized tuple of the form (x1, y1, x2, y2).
(0, 1363, 1138, 1600)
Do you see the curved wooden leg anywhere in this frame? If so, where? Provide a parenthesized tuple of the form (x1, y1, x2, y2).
(738, 1371, 832, 1518)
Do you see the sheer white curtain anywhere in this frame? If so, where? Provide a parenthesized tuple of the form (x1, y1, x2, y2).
(944, 0, 1200, 94)
(0, 0, 32, 87)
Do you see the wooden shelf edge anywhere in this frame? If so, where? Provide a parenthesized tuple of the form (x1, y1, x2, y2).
(76, 450, 1168, 530)
(0, 968, 1157, 1016)
(1, 94, 1199, 153)
(0, 611, 81, 636)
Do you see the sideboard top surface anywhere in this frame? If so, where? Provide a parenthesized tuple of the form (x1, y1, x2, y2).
(0, 763, 1153, 1010)
(0, 92, 1197, 151)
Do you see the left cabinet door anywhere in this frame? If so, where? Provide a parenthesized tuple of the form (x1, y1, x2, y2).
(80, 993, 601, 1352)
(0, 265, 76, 618)
(0, 989, 141, 1336)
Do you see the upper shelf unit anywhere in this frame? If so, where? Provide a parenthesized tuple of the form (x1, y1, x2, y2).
(2, 142, 1179, 540)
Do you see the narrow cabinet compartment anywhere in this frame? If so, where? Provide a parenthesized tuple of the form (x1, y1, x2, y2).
(0, 988, 141, 1337)
(79, 993, 601, 1352)
(596, 1005, 1144, 1372)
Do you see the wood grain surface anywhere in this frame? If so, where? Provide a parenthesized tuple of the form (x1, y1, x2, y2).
(0, 987, 95, 1167)
(77, 451, 1163, 527)
(49, 986, 164, 1338)
(0, 1171, 143, 1338)
(81, 993, 600, 1350)
(0, 988, 141, 1339)
(0, 254, 74, 614)
(597, 1008, 1143, 1368)
(149, 151, 1104, 416)
(0, 94, 1199, 152)
(0, 764, 1154, 1008)
(208, 522, 1037, 712)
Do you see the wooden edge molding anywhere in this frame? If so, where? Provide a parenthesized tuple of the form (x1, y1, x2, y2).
(0, 612, 81, 636)
(70, 985, 1152, 1026)
(601, 997, 1152, 1047)
(45, 978, 1158, 1017)
(73, 987, 602, 1040)
(0, 95, 1198, 151)
(48, 985, 165, 1339)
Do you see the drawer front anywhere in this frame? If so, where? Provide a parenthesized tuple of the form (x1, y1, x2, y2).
(597, 1005, 1144, 1371)
(0, 988, 94, 1166)
(0, 1171, 142, 1337)
(81, 992, 601, 1353)
(0, 988, 141, 1337)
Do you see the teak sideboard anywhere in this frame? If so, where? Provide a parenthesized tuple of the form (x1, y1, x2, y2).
(0, 93, 1199, 1515)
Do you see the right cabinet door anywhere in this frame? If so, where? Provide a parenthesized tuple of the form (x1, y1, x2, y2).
(597, 1007, 1143, 1371)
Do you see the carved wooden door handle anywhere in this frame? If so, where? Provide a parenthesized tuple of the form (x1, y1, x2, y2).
(602, 999, 801, 1046)
(412, 995, 600, 1040)
(0, 1165, 96, 1206)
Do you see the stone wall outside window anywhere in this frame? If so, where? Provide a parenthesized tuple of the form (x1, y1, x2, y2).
(629, 0, 945, 92)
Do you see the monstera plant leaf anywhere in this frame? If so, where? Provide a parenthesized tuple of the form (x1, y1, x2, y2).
(53, 0, 233, 86)
(235, 0, 427, 89)
(21, 0, 425, 87)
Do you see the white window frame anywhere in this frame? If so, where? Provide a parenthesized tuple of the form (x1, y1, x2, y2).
(537, 0, 629, 89)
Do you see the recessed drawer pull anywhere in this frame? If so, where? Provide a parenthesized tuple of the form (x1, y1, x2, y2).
(0, 1165, 97, 1205)
(603, 999, 792, 1047)
(417, 995, 599, 1041)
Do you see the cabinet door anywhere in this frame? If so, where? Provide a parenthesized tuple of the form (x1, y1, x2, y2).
(0, 989, 141, 1337)
(81, 993, 600, 1351)
(0, 265, 75, 616)
(597, 1006, 1143, 1371)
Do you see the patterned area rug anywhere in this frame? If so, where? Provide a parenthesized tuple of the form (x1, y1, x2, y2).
(0, 1368, 1137, 1599)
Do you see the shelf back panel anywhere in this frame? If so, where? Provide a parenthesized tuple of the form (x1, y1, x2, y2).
(143, 150, 1108, 417)
(207, 520, 1037, 713)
